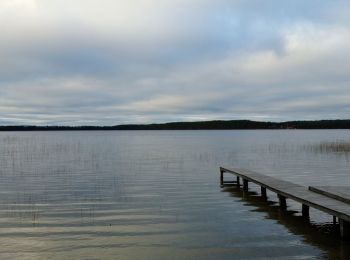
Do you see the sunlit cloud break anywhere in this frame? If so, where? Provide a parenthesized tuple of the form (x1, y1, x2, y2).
(0, 0, 349, 125)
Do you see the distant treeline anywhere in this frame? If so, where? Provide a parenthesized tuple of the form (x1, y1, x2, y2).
(1, 119, 350, 131)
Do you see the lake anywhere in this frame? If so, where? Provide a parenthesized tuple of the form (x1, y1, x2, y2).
(0, 130, 349, 259)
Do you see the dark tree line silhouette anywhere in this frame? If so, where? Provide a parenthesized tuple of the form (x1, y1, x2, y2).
(1, 119, 350, 131)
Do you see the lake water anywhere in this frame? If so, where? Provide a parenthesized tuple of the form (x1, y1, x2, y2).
(0, 130, 349, 259)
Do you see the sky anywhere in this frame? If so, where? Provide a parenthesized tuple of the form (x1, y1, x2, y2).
(0, 0, 350, 125)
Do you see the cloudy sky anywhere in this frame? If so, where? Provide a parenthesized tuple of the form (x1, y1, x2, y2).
(1, 0, 349, 125)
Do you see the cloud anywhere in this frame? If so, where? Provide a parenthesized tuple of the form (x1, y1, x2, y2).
(0, 0, 350, 125)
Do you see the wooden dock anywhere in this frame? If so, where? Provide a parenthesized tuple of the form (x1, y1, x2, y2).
(219, 167, 350, 239)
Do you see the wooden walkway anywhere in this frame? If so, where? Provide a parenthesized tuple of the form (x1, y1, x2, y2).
(219, 167, 350, 239)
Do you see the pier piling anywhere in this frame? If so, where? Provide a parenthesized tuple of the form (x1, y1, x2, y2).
(261, 187, 267, 198)
(340, 219, 350, 239)
(278, 194, 287, 209)
(243, 179, 249, 192)
(302, 204, 309, 218)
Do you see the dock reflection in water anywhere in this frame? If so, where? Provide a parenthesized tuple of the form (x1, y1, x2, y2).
(221, 182, 350, 260)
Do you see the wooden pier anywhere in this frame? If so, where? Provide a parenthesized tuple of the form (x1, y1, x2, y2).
(219, 167, 350, 239)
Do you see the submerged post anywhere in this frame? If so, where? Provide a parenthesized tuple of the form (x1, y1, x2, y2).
(302, 204, 309, 218)
(340, 219, 350, 240)
(220, 169, 224, 185)
(278, 194, 287, 209)
(243, 179, 249, 191)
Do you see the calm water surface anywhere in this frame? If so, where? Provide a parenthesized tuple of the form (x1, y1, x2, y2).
(0, 130, 349, 259)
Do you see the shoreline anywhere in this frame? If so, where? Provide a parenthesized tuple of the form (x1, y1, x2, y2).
(1, 119, 350, 131)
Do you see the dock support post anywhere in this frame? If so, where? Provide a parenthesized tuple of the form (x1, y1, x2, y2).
(278, 194, 287, 209)
(333, 216, 337, 225)
(340, 219, 350, 240)
(243, 179, 248, 191)
(220, 169, 224, 185)
(302, 204, 309, 218)
(261, 187, 267, 198)
(236, 176, 240, 187)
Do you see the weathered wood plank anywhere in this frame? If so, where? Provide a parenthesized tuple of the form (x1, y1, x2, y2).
(309, 186, 350, 204)
(220, 167, 350, 222)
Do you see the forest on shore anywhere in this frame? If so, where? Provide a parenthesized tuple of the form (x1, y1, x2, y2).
(1, 119, 350, 131)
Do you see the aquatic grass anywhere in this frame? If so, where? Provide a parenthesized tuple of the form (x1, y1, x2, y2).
(305, 141, 350, 154)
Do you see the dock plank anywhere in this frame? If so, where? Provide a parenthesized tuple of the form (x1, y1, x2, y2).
(309, 186, 350, 204)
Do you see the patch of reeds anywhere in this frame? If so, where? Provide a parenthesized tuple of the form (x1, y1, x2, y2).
(305, 141, 350, 154)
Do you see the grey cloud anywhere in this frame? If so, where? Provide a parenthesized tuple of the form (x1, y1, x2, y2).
(0, 0, 350, 125)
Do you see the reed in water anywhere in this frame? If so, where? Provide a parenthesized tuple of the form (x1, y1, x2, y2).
(305, 141, 350, 154)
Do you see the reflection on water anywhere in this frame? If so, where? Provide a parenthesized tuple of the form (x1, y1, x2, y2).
(0, 130, 349, 259)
